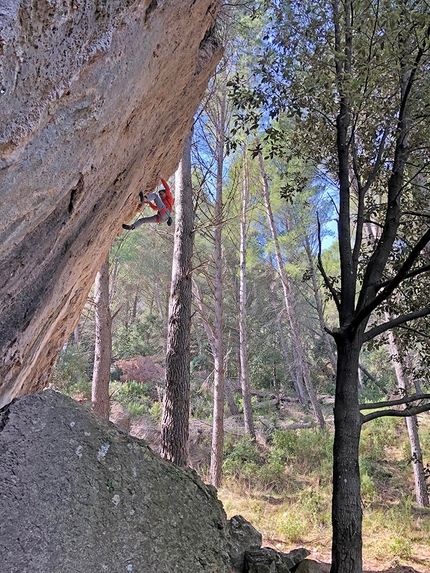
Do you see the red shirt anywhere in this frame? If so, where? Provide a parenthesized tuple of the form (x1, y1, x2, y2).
(148, 178, 174, 212)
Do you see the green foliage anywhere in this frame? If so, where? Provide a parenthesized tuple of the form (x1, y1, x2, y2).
(269, 428, 333, 476)
(105, 478, 116, 492)
(220, 414, 430, 564)
(223, 434, 286, 489)
(190, 354, 211, 373)
(222, 428, 333, 492)
(389, 537, 412, 560)
(51, 345, 92, 399)
(149, 401, 163, 422)
(277, 513, 307, 543)
(360, 473, 377, 503)
(113, 381, 152, 419)
(125, 403, 145, 419)
(112, 315, 162, 360)
(360, 417, 401, 460)
(224, 434, 263, 467)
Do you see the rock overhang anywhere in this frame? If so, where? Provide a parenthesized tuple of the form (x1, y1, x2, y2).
(0, 0, 223, 406)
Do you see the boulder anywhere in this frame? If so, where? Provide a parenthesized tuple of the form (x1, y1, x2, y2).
(0, 389, 232, 573)
(244, 547, 311, 573)
(280, 547, 311, 570)
(245, 547, 291, 573)
(0, 0, 222, 407)
(226, 514, 263, 572)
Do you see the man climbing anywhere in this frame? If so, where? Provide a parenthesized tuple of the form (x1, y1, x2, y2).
(122, 174, 174, 230)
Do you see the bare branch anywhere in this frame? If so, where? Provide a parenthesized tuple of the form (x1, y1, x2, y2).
(362, 403, 430, 423)
(363, 306, 430, 342)
(317, 213, 341, 311)
(359, 393, 430, 410)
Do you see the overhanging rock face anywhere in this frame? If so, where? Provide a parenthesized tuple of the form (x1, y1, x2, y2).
(0, 389, 233, 573)
(0, 0, 222, 406)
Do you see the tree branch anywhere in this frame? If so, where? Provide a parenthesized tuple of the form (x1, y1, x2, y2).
(317, 213, 341, 311)
(359, 393, 430, 410)
(363, 306, 430, 342)
(362, 402, 430, 423)
(402, 210, 430, 219)
(352, 28, 430, 325)
(352, 227, 430, 331)
(377, 263, 430, 290)
(397, 323, 430, 340)
(351, 139, 365, 279)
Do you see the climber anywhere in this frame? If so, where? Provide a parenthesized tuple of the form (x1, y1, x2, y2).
(122, 174, 174, 230)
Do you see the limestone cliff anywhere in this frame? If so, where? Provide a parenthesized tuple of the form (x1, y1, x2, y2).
(0, 0, 222, 406)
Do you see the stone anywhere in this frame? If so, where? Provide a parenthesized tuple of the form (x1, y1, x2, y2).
(0, 389, 232, 573)
(279, 547, 311, 570)
(245, 547, 292, 573)
(226, 514, 263, 572)
(293, 559, 322, 573)
(0, 0, 222, 407)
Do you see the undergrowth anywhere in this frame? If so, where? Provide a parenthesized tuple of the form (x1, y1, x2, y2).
(218, 415, 430, 568)
(52, 360, 430, 568)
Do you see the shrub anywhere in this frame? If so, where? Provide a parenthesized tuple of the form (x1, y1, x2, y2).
(269, 428, 333, 475)
(277, 513, 307, 543)
(149, 401, 163, 422)
(223, 435, 265, 482)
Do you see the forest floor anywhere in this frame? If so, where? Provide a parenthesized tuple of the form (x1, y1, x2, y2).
(128, 407, 430, 573)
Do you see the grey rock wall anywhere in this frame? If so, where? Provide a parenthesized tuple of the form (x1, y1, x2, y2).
(0, 0, 222, 406)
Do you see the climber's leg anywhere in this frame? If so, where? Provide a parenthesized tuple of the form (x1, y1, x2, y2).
(133, 214, 159, 227)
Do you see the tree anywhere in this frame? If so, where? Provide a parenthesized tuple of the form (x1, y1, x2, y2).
(239, 146, 256, 438)
(387, 326, 429, 507)
(161, 131, 195, 467)
(326, 5, 430, 569)
(258, 148, 325, 428)
(91, 257, 112, 419)
(210, 87, 226, 487)
(229, 2, 430, 571)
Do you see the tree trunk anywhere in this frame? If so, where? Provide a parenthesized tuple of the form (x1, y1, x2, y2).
(258, 149, 325, 428)
(239, 148, 255, 438)
(225, 378, 240, 416)
(387, 328, 429, 507)
(331, 335, 363, 573)
(91, 258, 112, 420)
(161, 131, 194, 467)
(275, 312, 307, 404)
(210, 92, 226, 488)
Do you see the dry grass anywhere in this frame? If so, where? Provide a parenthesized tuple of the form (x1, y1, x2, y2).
(217, 413, 430, 573)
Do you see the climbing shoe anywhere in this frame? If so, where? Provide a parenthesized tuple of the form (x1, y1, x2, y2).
(166, 216, 173, 226)
(139, 191, 146, 203)
(122, 223, 135, 231)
